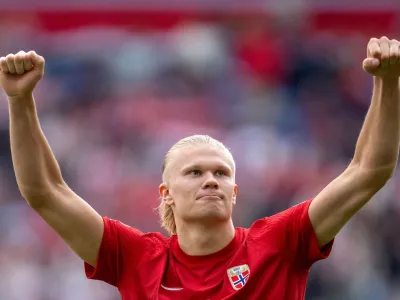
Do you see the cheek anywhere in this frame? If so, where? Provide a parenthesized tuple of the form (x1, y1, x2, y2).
(171, 184, 195, 205)
(179, 179, 199, 193)
(223, 181, 236, 193)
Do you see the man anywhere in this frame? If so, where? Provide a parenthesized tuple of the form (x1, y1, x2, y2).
(0, 36, 399, 299)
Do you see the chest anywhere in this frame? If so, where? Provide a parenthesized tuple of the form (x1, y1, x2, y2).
(156, 243, 293, 300)
(119, 240, 305, 300)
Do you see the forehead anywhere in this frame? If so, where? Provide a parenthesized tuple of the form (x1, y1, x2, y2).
(169, 144, 234, 171)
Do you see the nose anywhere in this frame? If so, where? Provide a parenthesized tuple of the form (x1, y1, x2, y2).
(202, 172, 219, 189)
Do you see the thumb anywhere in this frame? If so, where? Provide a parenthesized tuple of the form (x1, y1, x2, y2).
(362, 58, 380, 73)
(28, 51, 45, 70)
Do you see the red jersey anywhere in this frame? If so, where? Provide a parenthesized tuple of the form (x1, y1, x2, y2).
(85, 199, 333, 299)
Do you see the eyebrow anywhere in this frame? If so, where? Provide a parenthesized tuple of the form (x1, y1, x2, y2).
(181, 164, 232, 174)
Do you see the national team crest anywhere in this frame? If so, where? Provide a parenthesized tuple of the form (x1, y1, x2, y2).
(227, 264, 250, 290)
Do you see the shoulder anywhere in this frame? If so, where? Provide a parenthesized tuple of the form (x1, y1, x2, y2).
(247, 200, 312, 238)
(142, 231, 170, 251)
(103, 217, 170, 252)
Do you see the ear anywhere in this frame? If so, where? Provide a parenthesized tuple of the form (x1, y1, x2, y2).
(232, 184, 238, 205)
(159, 182, 174, 205)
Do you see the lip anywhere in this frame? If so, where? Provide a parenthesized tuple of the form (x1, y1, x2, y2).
(197, 194, 223, 200)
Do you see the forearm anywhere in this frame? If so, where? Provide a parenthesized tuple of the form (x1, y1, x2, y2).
(9, 94, 64, 202)
(352, 77, 400, 178)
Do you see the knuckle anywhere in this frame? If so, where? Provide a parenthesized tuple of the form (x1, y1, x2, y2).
(14, 55, 24, 62)
(368, 43, 377, 50)
(371, 46, 380, 52)
(371, 49, 381, 56)
(5, 54, 14, 61)
(380, 36, 389, 41)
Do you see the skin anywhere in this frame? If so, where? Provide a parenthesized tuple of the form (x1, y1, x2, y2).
(159, 144, 238, 255)
(1, 36, 399, 268)
(309, 37, 400, 247)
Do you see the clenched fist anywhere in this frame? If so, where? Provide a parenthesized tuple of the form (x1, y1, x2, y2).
(0, 50, 45, 99)
(363, 37, 400, 79)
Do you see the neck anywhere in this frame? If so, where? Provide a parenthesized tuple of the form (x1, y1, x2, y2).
(175, 219, 235, 256)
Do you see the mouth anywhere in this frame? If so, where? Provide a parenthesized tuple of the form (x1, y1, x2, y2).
(197, 195, 223, 200)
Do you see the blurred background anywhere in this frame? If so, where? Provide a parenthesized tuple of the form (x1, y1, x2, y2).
(0, 1, 400, 299)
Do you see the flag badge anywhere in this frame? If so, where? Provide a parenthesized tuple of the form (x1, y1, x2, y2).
(227, 264, 250, 290)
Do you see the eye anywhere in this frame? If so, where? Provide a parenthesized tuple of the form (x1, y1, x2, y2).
(216, 170, 226, 176)
(190, 170, 201, 176)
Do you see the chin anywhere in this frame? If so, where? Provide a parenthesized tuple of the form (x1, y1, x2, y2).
(196, 209, 230, 222)
(182, 205, 232, 223)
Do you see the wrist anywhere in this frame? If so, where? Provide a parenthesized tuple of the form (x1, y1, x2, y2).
(8, 93, 34, 104)
(8, 94, 36, 112)
(374, 76, 400, 88)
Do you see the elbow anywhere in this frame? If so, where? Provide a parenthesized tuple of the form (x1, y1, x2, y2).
(19, 187, 51, 209)
(348, 162, 395, 190)
(23, 194, 47, 210)
(373, 170, 394, 188)
(19, 181, 66, 210)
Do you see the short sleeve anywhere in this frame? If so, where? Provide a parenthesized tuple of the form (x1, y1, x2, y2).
(283, 200, 334, 268)
(249, 200, 333, 270)
(84, 217, 144, 286)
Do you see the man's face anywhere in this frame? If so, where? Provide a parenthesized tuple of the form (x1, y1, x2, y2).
(160, 144, 238, 226)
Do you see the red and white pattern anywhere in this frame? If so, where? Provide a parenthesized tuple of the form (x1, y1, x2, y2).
(227, 264, 250, 291)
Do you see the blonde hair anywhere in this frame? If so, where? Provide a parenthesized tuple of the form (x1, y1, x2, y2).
(157, 135, 234, 235)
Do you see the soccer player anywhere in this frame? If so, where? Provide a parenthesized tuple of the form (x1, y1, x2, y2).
(1, 36, 399, 299)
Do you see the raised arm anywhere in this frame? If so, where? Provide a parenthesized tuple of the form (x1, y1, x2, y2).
(0, 51, 103, 267)
(309, 37, 400, 247)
